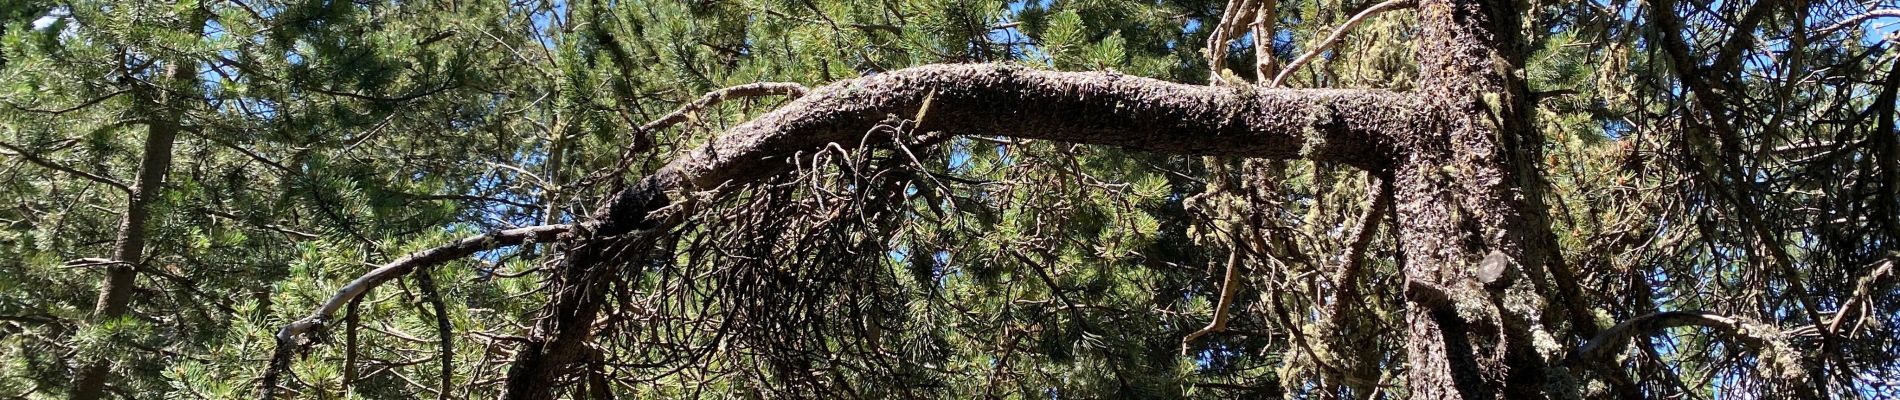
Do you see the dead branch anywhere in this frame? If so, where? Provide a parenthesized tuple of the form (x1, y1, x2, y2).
(638, 82, 809, 134)
(1566, 311, 1777, 366)
(1270, 0, 1417, 87)
(262, 224, 571, 398)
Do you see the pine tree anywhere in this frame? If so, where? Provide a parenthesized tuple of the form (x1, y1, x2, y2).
(3, 0, 1898, 399)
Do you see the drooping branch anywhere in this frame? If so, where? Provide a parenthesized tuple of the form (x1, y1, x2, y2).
(1270, 0, 1416, 87)
(273, 224, 571, 346)
(505, 63, 1420, 398)
(1322, 175, 1391, 331)
(592, 63, 1417, 236)
(1181, 228, 1246, 347)
(263, 225, 573, 398)
(1826, 258, 1897, 335)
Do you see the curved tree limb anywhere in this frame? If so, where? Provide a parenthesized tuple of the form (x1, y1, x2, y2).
(1269, 0, 1416, 87)
(1206, 0, 1262, 83)
(1562, 310, 1821, 397)
(1565, 311, 1776, 366)
(261, 224, 570, 398)
(1826, 258, 1897, 336)
(505, 63, 1423, 399)
(273, 224, 571, 345)
(592, 63, 1416, 237)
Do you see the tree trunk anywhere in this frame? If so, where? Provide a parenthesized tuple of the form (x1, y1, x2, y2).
(69, 18, 200, 400)
(1393, 0, 1559, 398)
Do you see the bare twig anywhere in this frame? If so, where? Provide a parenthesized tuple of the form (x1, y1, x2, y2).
(637, 82, 809, 134)
(0, 140, 132, 193)
(1182, 228, 1246, 348)
(273, 224, 571, 345)
(1810, 9, 1900, 40)
(4, 89, 134, 115)
(1269, 0, 1416, 87)
(262, 224, 571, 398)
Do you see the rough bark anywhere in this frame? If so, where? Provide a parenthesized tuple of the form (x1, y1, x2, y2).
(501, 0, 1580, 397)
(1394, 0, 1561, 398)
(500, 64, 1423, 399)
(69, 29, 199, 400)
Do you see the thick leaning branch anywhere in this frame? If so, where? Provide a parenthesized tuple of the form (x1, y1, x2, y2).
(505, 63, 1421, 398)
(592, 63, 1417, 236)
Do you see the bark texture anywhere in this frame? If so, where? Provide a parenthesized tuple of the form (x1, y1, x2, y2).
(1393, 0, 1558, 398)
(488, 2, 1591, 398)
(501, 64, 1424, 398)
(591, 64, 1416, 237)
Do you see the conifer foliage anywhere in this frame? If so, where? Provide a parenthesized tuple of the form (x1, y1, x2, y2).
(1, 0, 1897, 398)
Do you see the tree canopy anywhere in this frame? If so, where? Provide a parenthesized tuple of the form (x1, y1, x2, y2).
(1, 0, 1897, 398)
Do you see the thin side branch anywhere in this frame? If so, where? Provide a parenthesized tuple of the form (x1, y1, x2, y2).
(274, 224, 571, 345)
(638, 82, 809, 134)
(1811, 9, 1900, 40)
(1825, 258, 1897, 336)
(1270, 0, 1416, 87)
(1565, 311, 1775, 366)
(1323, 175, 1391, 330)
(0, 140, 132, 193)
(263, 224, 569, 398)
(1182, 229, 1247, 347)
(4, 89, 134, 115)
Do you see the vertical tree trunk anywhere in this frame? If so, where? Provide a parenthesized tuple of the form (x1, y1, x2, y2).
(1394, 0, 1556, 398)
(502, 244, 618, 400)
(69, 20, 200, 400)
